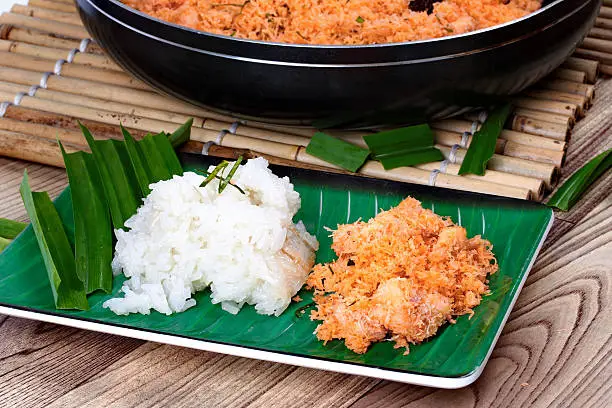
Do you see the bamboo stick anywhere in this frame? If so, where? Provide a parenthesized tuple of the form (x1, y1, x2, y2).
(462, 110, 569, 140)
(0, 66, 224, 119)
(0, 90, 211, 142)
(202, 119, 312, 147)
(510, 97, 577, 118)
(491, 129, 566, 151)
(582, 36, 612, 54)
(601, 6, 612, 19)
(28, 0, 77, 13)
(523, 89, 588, 113)
(538, 79, 595, 100)
(414, 161, 544, 200)
(0, 80, 206, 127)
(0, 97, 540, 201)
(2, 26, 103, 53)
(561, 57, 599, 83)
(589, 27, 612, 41)
(600, 64, 612, 76)
(47, 0, 75, 5)
(0, 123, 532, 200)
(4, 105, 148, 139)
(574, 47, 612, 65)
(0, 92, 303, 160)
(511, 108, 572, 128)
(431, 129, 564, 166)
(510, 114, 569, 141)
(0, 13, 89, 40)
(0, 39, 121, 71)
(11, 4, 82, 26)
(0, 116, 96, 145)
(595, 17, 612, 30)
(0, 51, 150, 90)
(464, 107, 572, 128)
(551, 68, 586, 83)
(436, 145, 558, 188)
(431, 119, 566, 150)
(296, 150, 532, 200)
(0, 129, 79, 167)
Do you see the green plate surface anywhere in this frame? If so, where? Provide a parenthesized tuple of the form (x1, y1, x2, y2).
(0, 155, 553, 379)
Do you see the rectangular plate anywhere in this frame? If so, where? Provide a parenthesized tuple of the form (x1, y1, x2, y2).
(0, 154, 553, 388)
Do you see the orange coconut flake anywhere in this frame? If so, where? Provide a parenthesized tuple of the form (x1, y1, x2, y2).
(122, 0, 542, 45)
(305, 197, 498, 354)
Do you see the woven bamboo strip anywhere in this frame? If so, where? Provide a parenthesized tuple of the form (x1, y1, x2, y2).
(11, 4, 82, 26)
(1, 26, 103, 53)
(601, 6, 612, 19)
(0, 80, 205, 127)
(537, 78, 595, 100)
(28, 0, 77, 13)
(464, 110, 569, 140)
(589, 27, 612, 41)
(562, 57, 599, 83)
(414, 161, 544, 200)
(295, 150, 532, 200)
(552, 68, 586, 83)
(0, 66, 225, 118)
(510, 97, 577, 118)
(3, 105, 148, 140)
(574, 47, 612, 65)
(435, 145, 558, 188)
(0, 39, 122, 71)
(523, 89, 589, 113)
(0, 13, 89, 39)
(0, 124, 533, 199)
(431, 129, 564, 166)
(601, 64, 612, 75)
(431, 119, 566, 150)
(595, 17, 612, 30)
(0, 129, 80, 167)
(0, 51, 149, 90)
(582, 36, 612, 54)
(0, 116, 100, 146)
(511, 109, 572, 129)
(47, 0, 74, 4)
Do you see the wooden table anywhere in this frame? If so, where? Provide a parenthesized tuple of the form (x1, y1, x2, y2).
(0, 88, 610, 408)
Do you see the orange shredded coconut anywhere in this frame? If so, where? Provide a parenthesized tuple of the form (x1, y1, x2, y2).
(305, 197, 498, 354)
(292, 295, 302, 302)
(123, 0, 541, 45)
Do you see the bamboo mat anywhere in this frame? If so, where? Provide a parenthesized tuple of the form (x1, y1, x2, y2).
(0, 0, 611, 201)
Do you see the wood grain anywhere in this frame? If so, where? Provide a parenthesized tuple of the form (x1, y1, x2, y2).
(0, 62, 611, 408)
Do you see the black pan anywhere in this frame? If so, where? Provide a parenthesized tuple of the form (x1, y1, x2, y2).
(75, 0, 601, 128)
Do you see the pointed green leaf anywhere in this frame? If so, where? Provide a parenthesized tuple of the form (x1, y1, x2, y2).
(363, 124, 444, 170)
(122, 125, 153, 197)
(459, 104, 512, 176)
(19, 170, 89, 310)
(168, 118, 193, 148)
(218, 156, 243, 193)
(151, 132, 183, 176)
(60, 143, 113, 294)
(547, 148, 612, 211)
(306, 132, 370, 172)
(0, 237, 10, 253)
(80, 122, 141, 229)
(0, 218, 26, 239)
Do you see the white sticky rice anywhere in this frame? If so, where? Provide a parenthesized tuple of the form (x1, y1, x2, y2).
(103, 157, 318, 316)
